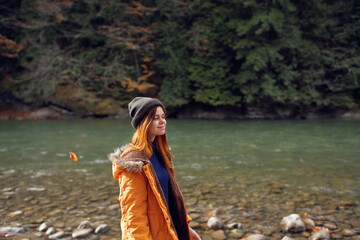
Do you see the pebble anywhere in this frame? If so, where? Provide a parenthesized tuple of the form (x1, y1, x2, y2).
(323, 222, 337, 230)
(282, 237, 294, 240)
(39, 222, 51, 232)
(311, 229, 330, 240)
(207, 217, 223, 230)
(225, 222, 241, 229)
(49, 231, 65, 239)
(35, 232, 43, 237)
(245, 234, 267, 240)
(210, 230, 226, 240)
(46, 227, 56, 235)
(7, 210, 23, 217)
(190, 221, 201, 228)
(229, 231, 244, 238)
(303, 218, 315, 227)
(281, 213, 305, 233)
(331, 233, 342, 239)
(77, 220, 94, 230)
(94, 224, 110, 234)
(0, 226, 26, 234)
(342, 229, 356, 236)
(340, 201, 356, 206)
(72, 228, 93, 238)
(47, 209, 62, 216)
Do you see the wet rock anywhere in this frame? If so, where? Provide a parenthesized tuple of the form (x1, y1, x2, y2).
(229, 231, 244, 239)
(0, 227, 26, 234)
(262, 226, 278, 236)
(49, 231, 65, 239)
(210, 230, 226, 240)
(340, 201, 356, 207)
(245, 234, 267, 240)
(190, 221, 201, 229)
(7, 210, 23, 217)
(53, 222, 66, 228)
(72, 228, 93, 238)
(323, 222, 337, 230)
(108, 204, 120, 211)
(94, 224, 110, 234)
(331, 233, 342, 239)
(46, 227, 56, 235)
(39, 222, 51, 232)
(225, 222, 242, 229)
(205, 209, 219, 217)
(342, 229, 356, 237)
(282, 237, 294, 240)
(207, 217, 223, 230)
(77, 220, 94, 230)
(47, 209, 62, 216)
(303, 218, 315, 227)
(310, 229, 330, 240)
(281, 214, 305, 233)
(35, 232, 43, 237)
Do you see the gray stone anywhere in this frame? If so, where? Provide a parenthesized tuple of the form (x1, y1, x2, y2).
(46, 227, 56, 235)
(0, 227, 26, 234)
(343, 229, 356, 237)
(246, 234, 267, 240)
(323, 222, 337, 230)
(207, 217, 223, 230)
(94, 224, 110, 234)
(282, 237, 294, 240)
(77, 220, 94, 230)
(311, 229, 330, 240)
(72, 228, 93, 238)
(210, 230, 226, 240)
(281, 214, 306, 233)
(303, 218, 315, 227)
(49, 231, 65, 239)
(39, 222, 51, 232)
(225, 222, 242, 229)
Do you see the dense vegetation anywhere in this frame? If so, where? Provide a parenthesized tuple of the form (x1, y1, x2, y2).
(1, 0, 359, 117)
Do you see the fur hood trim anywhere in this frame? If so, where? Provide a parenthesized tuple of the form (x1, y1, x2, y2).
(108, 145, 149, 173)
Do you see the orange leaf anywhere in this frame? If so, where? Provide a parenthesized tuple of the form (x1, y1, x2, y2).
(69, 152, 78, 162)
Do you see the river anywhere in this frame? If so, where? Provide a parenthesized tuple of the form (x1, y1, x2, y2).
(0, 119, 359, 239)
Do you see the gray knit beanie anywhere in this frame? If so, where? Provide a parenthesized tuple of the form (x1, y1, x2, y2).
(128, 97, 165, 128)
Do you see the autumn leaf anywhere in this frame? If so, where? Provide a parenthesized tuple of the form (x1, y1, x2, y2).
(69, 152, 78, 162)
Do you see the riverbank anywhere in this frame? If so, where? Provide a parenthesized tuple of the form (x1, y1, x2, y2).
(1, 169, 359, 240)
(1, 105, 360, 121)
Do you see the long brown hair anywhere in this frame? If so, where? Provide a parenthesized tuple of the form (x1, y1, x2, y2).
(121, 106, 174, 168)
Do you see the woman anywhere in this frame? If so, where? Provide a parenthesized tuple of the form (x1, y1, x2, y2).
(109, 97, 201, 240)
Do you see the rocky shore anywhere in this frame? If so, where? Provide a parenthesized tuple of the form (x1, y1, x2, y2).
(1, 170, 359, 240)
(1, 104, 360, 121)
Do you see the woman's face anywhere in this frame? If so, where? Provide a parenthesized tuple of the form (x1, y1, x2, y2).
(148, 106, 166, 141)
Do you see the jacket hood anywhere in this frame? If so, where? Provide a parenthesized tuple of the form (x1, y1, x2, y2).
(108, 145, 150, 173)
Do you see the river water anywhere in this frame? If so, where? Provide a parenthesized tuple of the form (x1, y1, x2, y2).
(0, 119, 359, 238)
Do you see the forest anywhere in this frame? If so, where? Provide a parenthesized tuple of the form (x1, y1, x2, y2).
(1, 0, 359, 119)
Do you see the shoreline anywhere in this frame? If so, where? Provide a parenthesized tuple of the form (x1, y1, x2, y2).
(1, 170, 359, 240)
(1, 106, 360, 121)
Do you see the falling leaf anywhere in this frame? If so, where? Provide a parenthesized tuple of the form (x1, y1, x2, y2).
(69, 152, 78, 162)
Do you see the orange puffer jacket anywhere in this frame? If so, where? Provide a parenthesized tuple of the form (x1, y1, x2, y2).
(109, 146, 191, 240)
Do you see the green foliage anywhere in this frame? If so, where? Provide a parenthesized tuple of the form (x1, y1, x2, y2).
(0, 0, 359, 113)
(155, 0, 193, 106)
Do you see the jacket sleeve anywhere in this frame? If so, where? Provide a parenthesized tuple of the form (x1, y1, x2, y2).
(118, 169, 153, 239)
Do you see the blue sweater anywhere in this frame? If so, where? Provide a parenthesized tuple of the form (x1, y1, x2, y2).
(150, 142, 169, 207)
